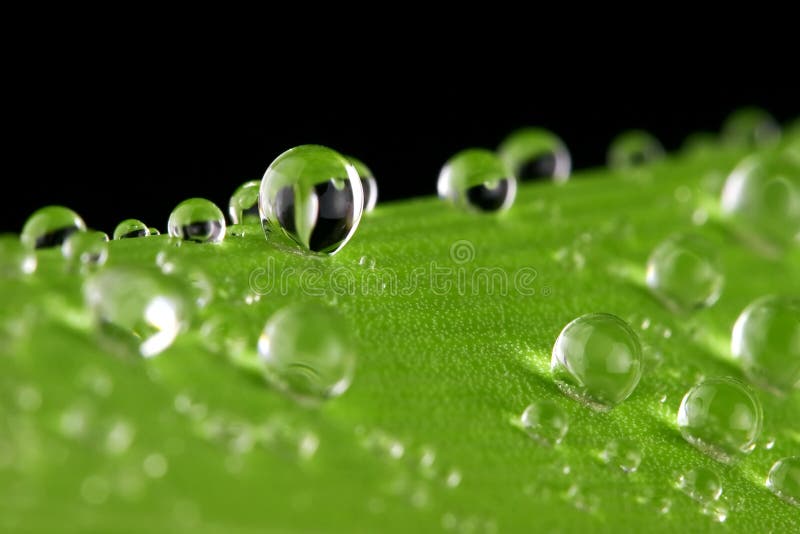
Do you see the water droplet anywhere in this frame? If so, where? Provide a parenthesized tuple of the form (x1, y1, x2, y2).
(15, 385, 41, 412)
(519, 400, 569, 446)
(168, 198, 226, 243)
(442, 513, 458, 530)
(297, 431, 319, 460)
(677, 466, 722, 503)
(764, 436, 776, 450)
(732, 295, 800, 395)
(657, 497, 672, 514)
(21, 205, 86, 249)
(445, 468, 462, 488)
(551, 313, 643, 410)
(437, 148, 517, 213)
(228, 180, 260, 225)
(766, 456, 800, 507)
(607, 130, 664, 169)
(646, 233, 723, 311)
(259, 145, 363, 255)
(62, 230, 109, 273)
(0, 234, 36, 276)
(258, 303, 356, 403)
(113, 219, 150, 239)
(157, 250, 214, 309)
(349, 156, 378, 212)
(677, 377, 762, 463)
(497, 127, 571, 182)
(600, 438, 642, 473)
(59, 405, 89, 438)
(721, 153, 800, 250)
(692, 208, 709, 226)
(721, 107, 780, 148)
(81, 475, 110, 504)
(148, 227, 160, 236)
(227, 224, 250, 237)
(83, 266, 190, 358)
(143, 453, 168, 478)
(105, 419, 135, 455)
(674, 186, 692, 203)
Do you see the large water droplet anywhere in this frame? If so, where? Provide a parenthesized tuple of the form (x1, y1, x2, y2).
(721, 153, 800, 250)
(83, 266, 190, 357)
(259, 145, 363, 255)
(228, 180, 260, 225)
(600, 438, 642, 473)
(646, 233, 724, 311)
(519, 400, 569, 446)
(497, 127, 571, 183)
(732, 295, 800, 395)
(677, 377, 762, 463)
(721, 107, 781, 148)
(21, 206, 86, 249)
(168, 198, 226, 243)
(766, 456, 800, 507)
(348, 156, 378, 212)
(437, 149, 517, 213)
(62, 230, 109, 273)
(113, 219, 150, 239)
(551, 313, 643, 410)
(258, 303, 356, 403)
(607, 130, 664, 170)
(676, 466, 722, 503)
(0, 234, 36, 276)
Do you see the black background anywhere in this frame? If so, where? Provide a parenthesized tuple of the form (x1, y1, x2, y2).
(6, 79, 798, 234)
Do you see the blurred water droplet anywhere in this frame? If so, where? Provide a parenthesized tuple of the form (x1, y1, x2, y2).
(766, 456, 799, 507)
(676, 466, 722, 503)
(228, 180, 261, 225)
(113, 219, 150, 239)
(21, 206, 86, 249)
(143, 453, 168, 478)
(438, 149, 517, 213)
(519, 400, 569, 446)
(600, 438, 642, 473)
(498, 127, 571, 183)
(0, 234, 37, 276)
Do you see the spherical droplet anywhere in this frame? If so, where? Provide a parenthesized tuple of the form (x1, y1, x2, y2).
(349, 156, 378, 212)
(607, 130, 664, 170)
(259, 145, 363, 255)
(646, 233, 724, 311)
(0, 234, 36, 276)
(766, 456, 800, 507)
(498, 127, 571, 183)
(677, 466, 722, 503)
(258, 303, 356, 403)
(721, 107, 781, 148)
(721, 153, 800, 250)
(732, 296, 800, 395)
(228, 180, 260, 225)
(551, 313, 643, 410)
(113, 219, 150, 239)
(168, 198, 226, 243)
(62, 230, 109, 272)
(519, 400, 569, 446)
(438, 149, 517, 213)
(600, 438, 642, 473)
(677, 377, 762, 463)
(148, 227, 161, 236)
(83, 266, 190, 358)
(21, 205, 86, 249)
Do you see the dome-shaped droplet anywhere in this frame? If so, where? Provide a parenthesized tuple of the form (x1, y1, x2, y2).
(721, 153, 800, 250)
(766, 456, 800, 507)
(83, 266, 190, 358)
(721, 107, 781, 148)
(438, 149, 517, 213)
(148, 227, 161, 236)
(600, 438, 642, 473)
(498, 127, 571, 183)
(646, 233, 724, 311)
(62, 230, 109, 272)
(732, 296, 800, 395)
(259, 145, 363, 255)
(519, 400, 569, 446)
(607, 130, 665, 170)
(677, 377, 762, 463)
(258, 303, 356, 403)
(677, 466, 722, 503)
(113, 219, 150, 239)
(168, 198, 226, 243)
(0, 234, 37, 277)
(348, 156, 378, 213)
(228, 180, 260, 225)
(21, 206, 86, 249)
(551, 313, 643, 410)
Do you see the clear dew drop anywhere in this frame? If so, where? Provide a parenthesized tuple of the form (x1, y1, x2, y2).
(148, 227, 160, 236)
(0, 234, 37, 277)
(702, 500, 729, 522)
(551, 313, 643, 411)
(646, 233, 724, 311)
(259, 145, 363, 255)
(258, 303, 356, 403)
(168, 198, 226, 243)
(721, 107, 781, 148)
(766, 456, 800, 507)
(600, 438, 642, 473)
(437, 148, 517, 213)
(519, 400, 569, 446)
(83, 266, 191, 358)
(497, 127, 571, 183)
(21, 205, 86, 249)
(677, 466, 722, 503)
(348, 156, 379, 213)
(113, 219, 150, 239)
(731, 295, 800, 395)
(607, 130, 665, 170)
(676, 377, 762, 463)
(62, 230, 109, 273)
(228, 180, 261, 225)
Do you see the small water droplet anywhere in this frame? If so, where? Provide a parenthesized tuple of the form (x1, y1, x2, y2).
(62, 230, 109, 273)
(600, 438, 642, 473)
(677, 377, 762, 463)
(148, 227, 160, 236)
(442, 513, 458, 530)
(21, 205, 86, 249)
(81, 475, 110, 504)
(227, 224, 249, 237)
(15, 385, 41, 412)
(498, 127, 571, 183)
(657, 497, 672, 514)
(105, 419, 135, 455)
(358, 255, 376, 269)
(143, 453, 168, 478)
(157, 250, 214, 309)
(641, 318, 651, 330)
(674, 186, 692, 203)
(59, 406, 89, 439)
(348, 156, 379, 212)
(766, 456, 800, 507)
(519, 400, 569, 446)
(445, 468, 462, 488)
(721, 107, 780, 148)
(607, 130, 664, 170)
(297, 431, 319, 460)
(551, 313, 643, 411)
(438, 149, 517, 213)
(228, 180, 261, 225)
(692, 208, 709, 226)
(113, 219, 150, 239)
(764, 436, 776, 450)
(168, 198, 226, 243)
(0, 234, 37, 276)
(677, 466, 723, 503)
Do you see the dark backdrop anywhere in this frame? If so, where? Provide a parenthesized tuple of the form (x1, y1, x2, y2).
(6, 83, 798, 234)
